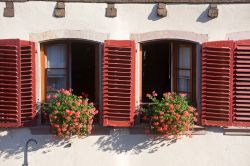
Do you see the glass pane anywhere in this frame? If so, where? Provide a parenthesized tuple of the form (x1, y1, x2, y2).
(178, 46, 191, 69)
(177, 78, 190, 93)
(46, 69, 67, 92)
(178, 70, 190, 78)
(46, 44, 66, 68)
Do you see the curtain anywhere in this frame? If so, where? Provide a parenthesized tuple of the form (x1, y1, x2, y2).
(177, 46, 191, 95)
(46, 44, 67, 92)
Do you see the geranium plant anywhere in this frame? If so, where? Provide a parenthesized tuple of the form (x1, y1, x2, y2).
(141, 91, 197, 138)
(44, 89, 98, 139)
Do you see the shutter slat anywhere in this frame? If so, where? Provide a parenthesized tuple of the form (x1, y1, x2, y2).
(204, 79, 229, 84)
(235, 51, 250, 54)
(204, 63, 229, 68)
(234, 108, 250, 112)
(202, 41, 234, 126)
(234, 112, 250, 116)
(235, 60, 250, 64)
(103, 98, 130, 102)
(104, 70, 131, 74)
(202, 59, 229, 63)
(235, 56, 250, 59)
(102, 40, 135, 127)
(202, 70, 230, 75)
(202, 104, 229, 109)
(103, 103, 131, 107)
(203, 115, 230, 120)
(104, 112, 130, 116)
(235, 95, 250, 99)
(234, 117, 250, 121)
(103, 108, 130, 112)
(204, 112, 230, 116)
(202, 107, 229, 112)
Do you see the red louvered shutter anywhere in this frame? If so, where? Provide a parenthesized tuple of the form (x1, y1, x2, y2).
(201, 41, 234, 126)
(0, 39, 36, 128)
(233, 40, 250, 126)
(0, 39, 21, 127)
(102, 40, 136, 127)
(20, 41, 36, 126)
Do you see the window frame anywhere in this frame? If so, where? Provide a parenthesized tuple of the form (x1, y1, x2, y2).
(41, 41, 70, 102)
(139, 41, 197, 106)
(40, 40, 100, 105)
(173, 42, 196, 105)
(45, 43, 69, 94)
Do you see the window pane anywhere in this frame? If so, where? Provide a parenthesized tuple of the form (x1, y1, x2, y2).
(178, 46, 191, 69)
(46, 44, 66, 68)
(177, 69, 191, 94)
(46, 69, 67, 92)
(178, 70, 190, 78)
(177, 78, 190, 93)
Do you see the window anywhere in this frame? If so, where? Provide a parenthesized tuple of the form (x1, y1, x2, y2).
(41, 40, 100, 124)
(140, 41, 196, 105)
(173, 43, 196, 104)
(141, 42, 171, 102)
(45, 44, 68, 95)
(41, 40, 99, 102)
(177, 46, 192, 96)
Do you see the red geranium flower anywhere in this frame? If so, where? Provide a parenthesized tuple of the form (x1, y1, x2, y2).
(158, 111, 164, 116)
(169, 104, 174, 109)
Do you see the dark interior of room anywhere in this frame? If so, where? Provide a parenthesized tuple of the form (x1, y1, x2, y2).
(142, 41, 171, 102)
(71, 41, 96, 102)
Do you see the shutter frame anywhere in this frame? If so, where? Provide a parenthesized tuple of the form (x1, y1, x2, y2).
(102, 40, 136, 127)
(201, 41, 234, 126)
(0, 39, 36, 128)
(233, 40, 250, 126)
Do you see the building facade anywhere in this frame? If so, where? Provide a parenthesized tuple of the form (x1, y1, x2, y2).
(0, 1, 250, 127)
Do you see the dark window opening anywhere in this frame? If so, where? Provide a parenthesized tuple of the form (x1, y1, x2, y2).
(71, 41, 96, 102)
(142, 42, 171, 102)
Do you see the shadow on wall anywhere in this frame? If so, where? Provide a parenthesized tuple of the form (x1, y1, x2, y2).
(0, 128, 69, 160)
(148, 4, 164, 21)
(93, 130, 177, 154)
(0, 127, 177, 160)
(196, 7, 213, 23)
(147, 4, 214, 23)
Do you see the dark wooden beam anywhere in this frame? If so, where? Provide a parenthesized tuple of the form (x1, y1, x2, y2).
(1, 0, 250, 4)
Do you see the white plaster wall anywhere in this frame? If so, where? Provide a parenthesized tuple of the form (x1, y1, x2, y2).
(0, 2, 250, 116)
(0, 2, 250, 41)
(1, 128, 250, 166)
